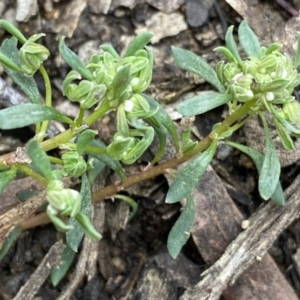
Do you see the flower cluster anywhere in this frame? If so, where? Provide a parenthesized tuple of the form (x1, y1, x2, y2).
(216, 44, 300, 114)
(62, 41, 153, 111)
(19, 33, 50, 76)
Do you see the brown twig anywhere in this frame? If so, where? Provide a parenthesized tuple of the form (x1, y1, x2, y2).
(13, 240, 65, 300)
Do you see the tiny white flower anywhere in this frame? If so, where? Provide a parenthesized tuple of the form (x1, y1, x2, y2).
(266, 92, 275, 101)
(124, 99, 134, 112)
(130, 77, 139, 86)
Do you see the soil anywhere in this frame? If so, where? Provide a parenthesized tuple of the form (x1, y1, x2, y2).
(1, 0, 300, 299)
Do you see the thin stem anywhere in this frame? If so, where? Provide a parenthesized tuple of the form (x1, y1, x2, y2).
(16, 164, 48, 187)
(84, 101, 111, 126)
(48, 156, 63, 165)
(75, 107, 85, 126)
(37, 65, 52, 142)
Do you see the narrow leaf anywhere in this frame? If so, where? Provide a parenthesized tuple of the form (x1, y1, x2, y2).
(143, 93, 180, 152)
(111, 64, 131, 99)
(0, 168, 17, 195)
(274, 117, 295, 150)
(0, 20, 27, 43)
(59, 37, 93, 81)
(166, 140, 218, 203)
(214, 46, 238, 63)
(66, 174, 92, 252)
(294, 33, 300, 68)
(238, 20, 261, 57)
(100, 44, 120, 60)
(0, 103, 74, 129)
(50, 243, 75, 286)
(27, 139, 53, 182)
(0, 37, 40, 103)
(226, 141, 285, 205)
(88, 139, 125, 181)
(87, 156, 105, 185)
(258, 113, 281, 200)
(172, 46, 225, 93)
(177, 92, 232, 117)
(224, 26, 242, 64)
(0, 226, 22, 261)
(76, 129, 98, 155)
(167, 195, 195, 259)
(124, 32, 153, 57)
(145, 118, 167, 165)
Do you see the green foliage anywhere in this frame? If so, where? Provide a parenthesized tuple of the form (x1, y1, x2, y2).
(50, 243, 76, 286)
(177, 92, 232, 116)
(167, 195, 195, 259)
(172, 46, 225, 93)
(258, 113, 281, 200)
(0, 18, 300, 278)
(0, 103, 74, 129)
(0, 37, 41, 103)
(0, 226, 22, 261)
(27, 139, 54, 182)
(66, 174, 100, 251)
(0, 167, 17, 195)
(166, 140, 217, 203)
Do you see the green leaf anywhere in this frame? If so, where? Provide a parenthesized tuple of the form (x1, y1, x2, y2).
(274, 117, 295, 150)
(258, 113, 281, 200)
(166, 140, 218, 203)
(124, 32, 153, 57)
(50, 243, 75, 286)
(0, 20, 27, 43)
(113, 194, 138, 221)
(0, 37, 41, 103)
(0, 51, 22, 72)
(17, 189, 40, 202)
(59, 37, 93, 81)
(100, 44, 120, 60)
(88, 139, 125, 181)
(66, 174, 92, 252)
(167, 195, 195, 259)
(87, 156, 105, 185)
(0, 103, 74, 129)
(27, 139, 53, 182)
(238, 20, 261, 57)
(143, 93, 180, 152)
(214, 46, 238, 63)
(172, 46, 225, 93)
(145, 118, 167, 164)
(177, 92, 232, 117)
(226, 141, 285, 205)
(294, 33, 300, 68)
(76, 129, 98, 155)
(224, 26, 242, 64)
(110, 64, 131, 99)
(0, 167, 17, 195)
(0, 226, 22, 261)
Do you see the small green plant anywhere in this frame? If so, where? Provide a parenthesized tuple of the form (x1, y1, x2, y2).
(0, 19, 299, 283)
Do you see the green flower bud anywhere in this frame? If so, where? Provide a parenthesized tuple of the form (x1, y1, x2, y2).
(61, 151, 87, 178)
(19, 33, 50, 76)
(283, 101, 300, 124)
(107, 127, 154, 164)
(46, 182, 82, 217)
(63, 70, 107, 109)
(124, 94, 158, 118)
